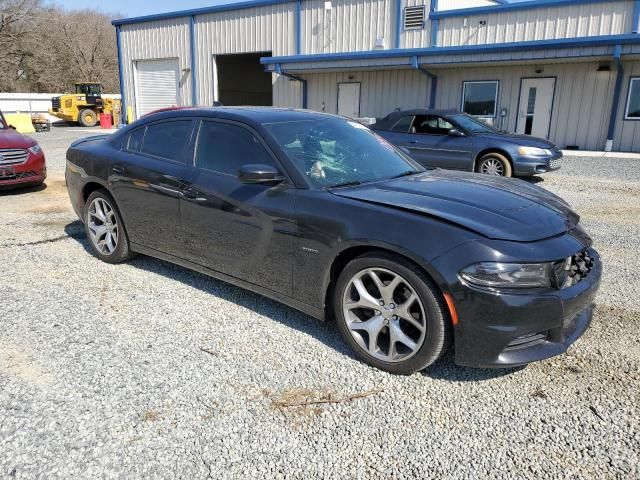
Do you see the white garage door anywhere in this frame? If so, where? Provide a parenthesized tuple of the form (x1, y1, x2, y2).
(134, 59, 180, 117)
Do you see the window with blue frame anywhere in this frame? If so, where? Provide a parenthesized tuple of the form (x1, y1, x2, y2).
(624, 77, 640, 119)
(462, 81, 499, 118)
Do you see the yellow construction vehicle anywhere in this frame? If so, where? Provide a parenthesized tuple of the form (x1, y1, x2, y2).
(49, 83, 120, 127)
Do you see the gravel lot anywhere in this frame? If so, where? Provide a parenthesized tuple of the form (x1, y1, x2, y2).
(1, 127, 638, 479)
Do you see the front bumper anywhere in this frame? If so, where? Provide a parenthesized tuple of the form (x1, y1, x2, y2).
(513, 150, 563, 176)
(435, 244, 601, 368)
(0, 151, 46, 189)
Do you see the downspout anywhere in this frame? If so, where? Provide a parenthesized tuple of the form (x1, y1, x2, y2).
(115, 25, 127, 125)
(295, 0, 302, 55)
(189, 16, 198, 106)
(633, 0, 640, 34)
(395, 0, 402, 49)
(411, 56, 437, 109)
(275, 64, 307, 109)
(605, 45, 623, 152)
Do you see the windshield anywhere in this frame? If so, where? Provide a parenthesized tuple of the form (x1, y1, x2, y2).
(264, 118, 422, 188)
(450, 114, 500, 134)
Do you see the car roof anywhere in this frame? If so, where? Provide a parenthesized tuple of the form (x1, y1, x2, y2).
(139, 106, 339, 125)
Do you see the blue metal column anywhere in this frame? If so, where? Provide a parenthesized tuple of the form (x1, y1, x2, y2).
(189, 16, 198, 106)
(430, 0, 438, 47)
(275, 64, 307, 109)
(606, 45, 624, 152)
(115, 25, 127, 125)
(412, 56, 437, 109)
(395, 0, 402, 49)
(295, 0, 302, 54)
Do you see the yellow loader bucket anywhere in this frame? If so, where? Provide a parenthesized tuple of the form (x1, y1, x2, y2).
(4, 113, 36, 133)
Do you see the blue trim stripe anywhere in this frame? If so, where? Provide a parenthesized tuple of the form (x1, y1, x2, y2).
(261, 33, 640, 65)
(633, 0, 640, 34)
(112, 0, 295, 26)
(189, 16, 197, 106)
(607, 45, 624, 141)
(115, 25, 126, 124)
(430, 0, 622, 19)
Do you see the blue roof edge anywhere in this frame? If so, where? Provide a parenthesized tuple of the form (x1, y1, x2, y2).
(112, 0, 295, 26)
(261, 34, 640, 65)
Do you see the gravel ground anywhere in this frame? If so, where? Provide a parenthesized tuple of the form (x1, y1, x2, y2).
(1, 127, 638, 479)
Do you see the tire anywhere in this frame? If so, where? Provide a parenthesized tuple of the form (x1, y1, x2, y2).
(476, 152, 513, 177)
(78, 109, 98, 127)
(334, 252, 451, 375)
(83, 189, 134, 264)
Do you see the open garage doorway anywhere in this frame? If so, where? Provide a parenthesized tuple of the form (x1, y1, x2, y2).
(214, 52, 273, 106)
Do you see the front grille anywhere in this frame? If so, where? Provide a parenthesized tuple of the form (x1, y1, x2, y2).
(550, 158, 561, 169)
(553, 250, 594, 289)
(0, 149, 28, 166)
(0, 171, 37, 181)
(51, 97, 61, 110)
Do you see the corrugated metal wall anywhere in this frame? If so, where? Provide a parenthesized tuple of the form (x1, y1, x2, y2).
(301, 0, 394, 53)
(120, 19, 192, 117)
(195, 3, 296, 106)
(296, 69, 431, 117)
(437, 1, 634, 47)
(433, 62, 619, 151)
(401, 0, 433, 49)
(613, 61, 640, 152)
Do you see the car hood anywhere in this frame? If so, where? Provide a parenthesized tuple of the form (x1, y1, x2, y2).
(480, 132, 556, 149)
(331, 170, 579, 241)
(0, 129, 37, 149)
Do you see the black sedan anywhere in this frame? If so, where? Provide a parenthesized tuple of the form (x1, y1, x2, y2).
(371, 109, 563, 177)
(65, 108, 600, 374)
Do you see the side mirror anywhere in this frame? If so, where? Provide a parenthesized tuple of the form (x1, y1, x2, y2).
(448, 128, 465, 137)
(238, 164, 284, 185)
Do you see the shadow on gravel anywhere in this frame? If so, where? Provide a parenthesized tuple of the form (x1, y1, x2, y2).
(64, 220, 523, 382)
(521, 176, 545, 185)
(0, 183, 47, 196)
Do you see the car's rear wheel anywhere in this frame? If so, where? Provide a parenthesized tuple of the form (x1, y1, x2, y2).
(334, 252, 451, 375)
(84, 190, 134, 264)
(477, 152, 513, 177)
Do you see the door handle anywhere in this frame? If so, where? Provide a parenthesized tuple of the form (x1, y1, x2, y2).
(407, 140, 418, 144)
(112, 165, 124, 174)
(180, 187, 205, 201)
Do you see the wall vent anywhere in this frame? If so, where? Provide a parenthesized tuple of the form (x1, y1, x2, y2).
(404, 6, 426, 30)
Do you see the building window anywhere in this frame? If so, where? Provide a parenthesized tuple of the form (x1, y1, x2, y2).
(625, 77, 640, 120)
(462, 81, 499, 118)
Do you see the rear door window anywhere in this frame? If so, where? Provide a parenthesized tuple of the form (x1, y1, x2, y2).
(195, 121, 275, 176)
(126, 127, 145, 152)
(140, 120, 193, 162)
(390, 115, 414, 133)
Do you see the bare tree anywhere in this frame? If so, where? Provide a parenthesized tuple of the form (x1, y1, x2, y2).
(0, 2, 119, 93)
(0, 0, 41, 90)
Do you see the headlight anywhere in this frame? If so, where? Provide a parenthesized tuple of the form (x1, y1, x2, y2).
(518, 146, 552, 156)
(28, 144, 42, 155)
(460, 262, 552, 288)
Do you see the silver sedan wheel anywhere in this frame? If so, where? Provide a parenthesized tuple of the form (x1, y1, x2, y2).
(342, 268, 427, 363)
(479, 157, 505, 176)
(87, 197, 118, 255)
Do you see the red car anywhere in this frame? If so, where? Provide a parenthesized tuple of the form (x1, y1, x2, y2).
(0, 110, 46, 189)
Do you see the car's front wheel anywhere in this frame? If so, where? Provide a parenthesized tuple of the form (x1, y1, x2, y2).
(84, 190, 134, 264)
(477, 152, 513, 177)
(334, 252, 451, 375)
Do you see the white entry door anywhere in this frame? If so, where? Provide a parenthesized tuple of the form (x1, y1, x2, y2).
(516, 77, 555, 138)
(337, 82, 361, 118)
(134, 59, 180, 117)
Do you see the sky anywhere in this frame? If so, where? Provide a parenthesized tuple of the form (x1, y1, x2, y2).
(53, 0, 532, 19)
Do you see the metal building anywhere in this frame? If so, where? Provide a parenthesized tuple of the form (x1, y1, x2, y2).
(113, 0, 640, 152)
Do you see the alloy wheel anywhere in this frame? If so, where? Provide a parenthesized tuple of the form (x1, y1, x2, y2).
(87, 197, 119, 255)
(342, 268, 427, 362)
(479, 157, 505, 175)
